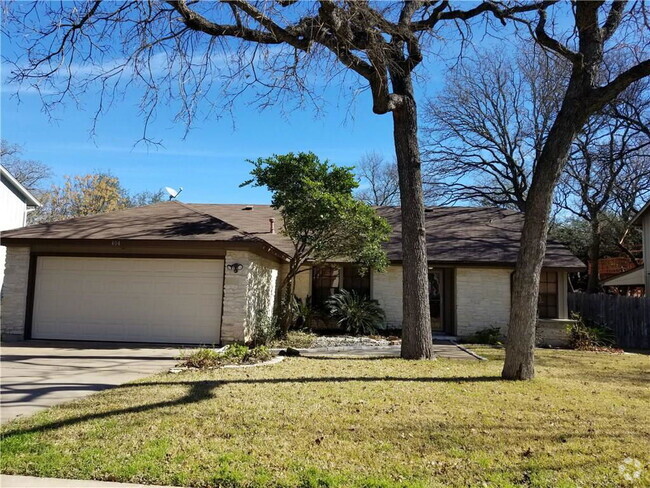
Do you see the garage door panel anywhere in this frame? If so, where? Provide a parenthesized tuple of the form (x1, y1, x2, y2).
(32, 257, 223, 344)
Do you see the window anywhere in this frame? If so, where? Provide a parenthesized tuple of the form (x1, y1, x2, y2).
(311, 264, 371, 308)
(342, 264, 371, 298)
(311, 266, 340, 307)
(538, 271, 558, 319)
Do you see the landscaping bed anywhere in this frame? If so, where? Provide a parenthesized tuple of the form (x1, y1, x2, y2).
(177, 344, 273, 369)
(1, 347, 648, 487)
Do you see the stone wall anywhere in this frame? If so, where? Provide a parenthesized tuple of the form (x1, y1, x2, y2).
(536, 319, 573, 347)
(372, 265, 403, 328)
(0, 246, 30, 341)
(220, 250, 281, 344)
(456, 267, 512, 337)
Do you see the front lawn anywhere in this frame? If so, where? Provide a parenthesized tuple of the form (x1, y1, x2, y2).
(1, 347, 648, 487)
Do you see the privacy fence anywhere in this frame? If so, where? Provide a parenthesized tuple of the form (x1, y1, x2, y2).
(568, 292, 650, 349)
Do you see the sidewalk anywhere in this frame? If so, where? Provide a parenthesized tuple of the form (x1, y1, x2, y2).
(0, 475, 178, 488)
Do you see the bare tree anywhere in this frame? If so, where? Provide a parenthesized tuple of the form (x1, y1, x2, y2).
(556, 85, 650, 293)
(502, 2, 650, 379)
(3, 0, 549, 359)
(356, 151, 400, 206)
(0, 140, 51, 193)
(422, 46, 566, 211)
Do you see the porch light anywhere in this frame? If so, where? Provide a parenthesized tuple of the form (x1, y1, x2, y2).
(227, 263, 244, 273)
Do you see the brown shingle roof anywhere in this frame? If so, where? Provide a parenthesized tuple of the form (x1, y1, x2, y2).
(0, 201, 584, 270)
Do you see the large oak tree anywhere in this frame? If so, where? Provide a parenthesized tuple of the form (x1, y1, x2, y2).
(501, 1, 649, 379)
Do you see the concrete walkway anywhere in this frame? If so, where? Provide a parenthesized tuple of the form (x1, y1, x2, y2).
(295, 340, 483, 360)
(1, 475, 177, 488)
(1, 341, 179, 423)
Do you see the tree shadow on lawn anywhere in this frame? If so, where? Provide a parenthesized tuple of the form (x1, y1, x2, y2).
(1, 375, 501, 438)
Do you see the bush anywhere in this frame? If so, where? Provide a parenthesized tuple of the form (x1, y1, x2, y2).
(468, 326, 503, 345)
(568, 313, 616, 351)
(325, 289, 386, 335)
(251, 311, 279, 346)
(271, 330, 317, 348)
(178, 345, 273, 369)
(289, 295, 313, 330)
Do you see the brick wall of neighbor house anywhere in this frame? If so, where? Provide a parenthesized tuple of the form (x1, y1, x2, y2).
(0, 246, 30, 341)
(372, 265, 403, 328)
(456, 267, 512, 337)
(220, 250, 281, 344)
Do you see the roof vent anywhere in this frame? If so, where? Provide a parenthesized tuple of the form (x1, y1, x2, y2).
(269, 218, 276, 234)
(243, 206, 254, 211)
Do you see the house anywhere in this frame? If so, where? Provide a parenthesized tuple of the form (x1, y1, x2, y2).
(0, 201, 583, 345)
(601, 266, 645, 296)
(0, 165, 41, 294)
(628, 200, 650, 295)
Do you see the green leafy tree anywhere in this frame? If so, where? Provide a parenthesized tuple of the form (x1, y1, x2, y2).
(244, 152, 391, 336)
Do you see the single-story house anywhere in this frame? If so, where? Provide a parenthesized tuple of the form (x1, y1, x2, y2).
(0, 164, 41, 293)
(0, 201, 584, 345)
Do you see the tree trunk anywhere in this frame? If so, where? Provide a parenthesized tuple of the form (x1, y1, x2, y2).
(587, 217, 602, 293)
(277, 260, 299, 338)
(391, 72, 433, 360)
(502, 95, 589, 380)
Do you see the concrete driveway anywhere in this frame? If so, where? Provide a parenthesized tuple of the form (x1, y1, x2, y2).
(1, 341, 179, 424)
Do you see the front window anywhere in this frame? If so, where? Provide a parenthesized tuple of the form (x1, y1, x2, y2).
(311, 264, 371, 308)
(538, 271, 559, 319)
(311, 265, 340, 307)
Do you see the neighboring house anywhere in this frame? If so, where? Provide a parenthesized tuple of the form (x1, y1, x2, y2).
(0, 201, 583, 345)
(629, 200, 650, 295)
(0, 165, 41, 294)
(601, 266, 645, 296)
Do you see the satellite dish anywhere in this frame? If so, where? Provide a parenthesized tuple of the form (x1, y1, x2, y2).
(165, 186, 184, 201)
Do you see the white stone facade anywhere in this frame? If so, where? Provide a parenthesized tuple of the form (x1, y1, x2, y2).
(455, 267, 512, 336)
(0, 246, 30, 340)
(0, 243, 572, 344)
(372, 266, 403, 328)
(220, 250, 281, 343)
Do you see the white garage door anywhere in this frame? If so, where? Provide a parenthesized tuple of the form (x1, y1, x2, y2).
(32, 256, 224, 344)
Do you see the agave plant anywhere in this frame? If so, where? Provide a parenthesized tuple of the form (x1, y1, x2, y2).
(325, 289, 386, 335)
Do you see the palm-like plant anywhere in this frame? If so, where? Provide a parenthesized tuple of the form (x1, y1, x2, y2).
(325, 289, 386, 335)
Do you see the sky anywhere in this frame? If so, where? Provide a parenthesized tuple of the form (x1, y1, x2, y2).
(0, 3, 507, 204)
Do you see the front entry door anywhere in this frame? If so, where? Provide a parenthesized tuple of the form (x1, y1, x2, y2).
(429, 270, 443, 332)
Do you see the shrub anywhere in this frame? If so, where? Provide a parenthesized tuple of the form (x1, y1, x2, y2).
(178, 345, 273, 369)
(468, 326, 503, 345)
(178, 348, 222, 368)
(251, 311, 279, 346)
(290, 295, 313, 329)
(568, 313, 616, 351)
(325, 289, 386, 335)
(271, 330, 317, 348)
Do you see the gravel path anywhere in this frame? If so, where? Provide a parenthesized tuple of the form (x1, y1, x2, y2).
(311, 335, 401, 348)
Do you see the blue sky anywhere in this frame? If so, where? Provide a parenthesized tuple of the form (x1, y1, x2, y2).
(3, 76, 413, 203)
(0, 4, 503, 204)
(2, 82, 401, 203)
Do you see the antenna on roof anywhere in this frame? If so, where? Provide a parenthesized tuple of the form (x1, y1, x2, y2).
(165, 186, 184, 201)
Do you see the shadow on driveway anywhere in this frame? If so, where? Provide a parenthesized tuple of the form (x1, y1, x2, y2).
(1, 341, 179, 424)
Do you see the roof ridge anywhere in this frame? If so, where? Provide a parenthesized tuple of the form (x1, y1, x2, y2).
(181, 201, 288, 257)
(173, 201, 244, 234)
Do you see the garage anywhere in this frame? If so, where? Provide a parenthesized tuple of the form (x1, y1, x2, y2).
(31, 256, 224, 344)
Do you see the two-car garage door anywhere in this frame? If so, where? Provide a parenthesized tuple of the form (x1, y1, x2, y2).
(31, 256, 224, 344)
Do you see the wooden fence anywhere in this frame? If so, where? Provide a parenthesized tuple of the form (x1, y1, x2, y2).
(568, 292, 650, 349)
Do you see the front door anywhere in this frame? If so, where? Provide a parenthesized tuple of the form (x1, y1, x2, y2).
(429, 270, 443, 332)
